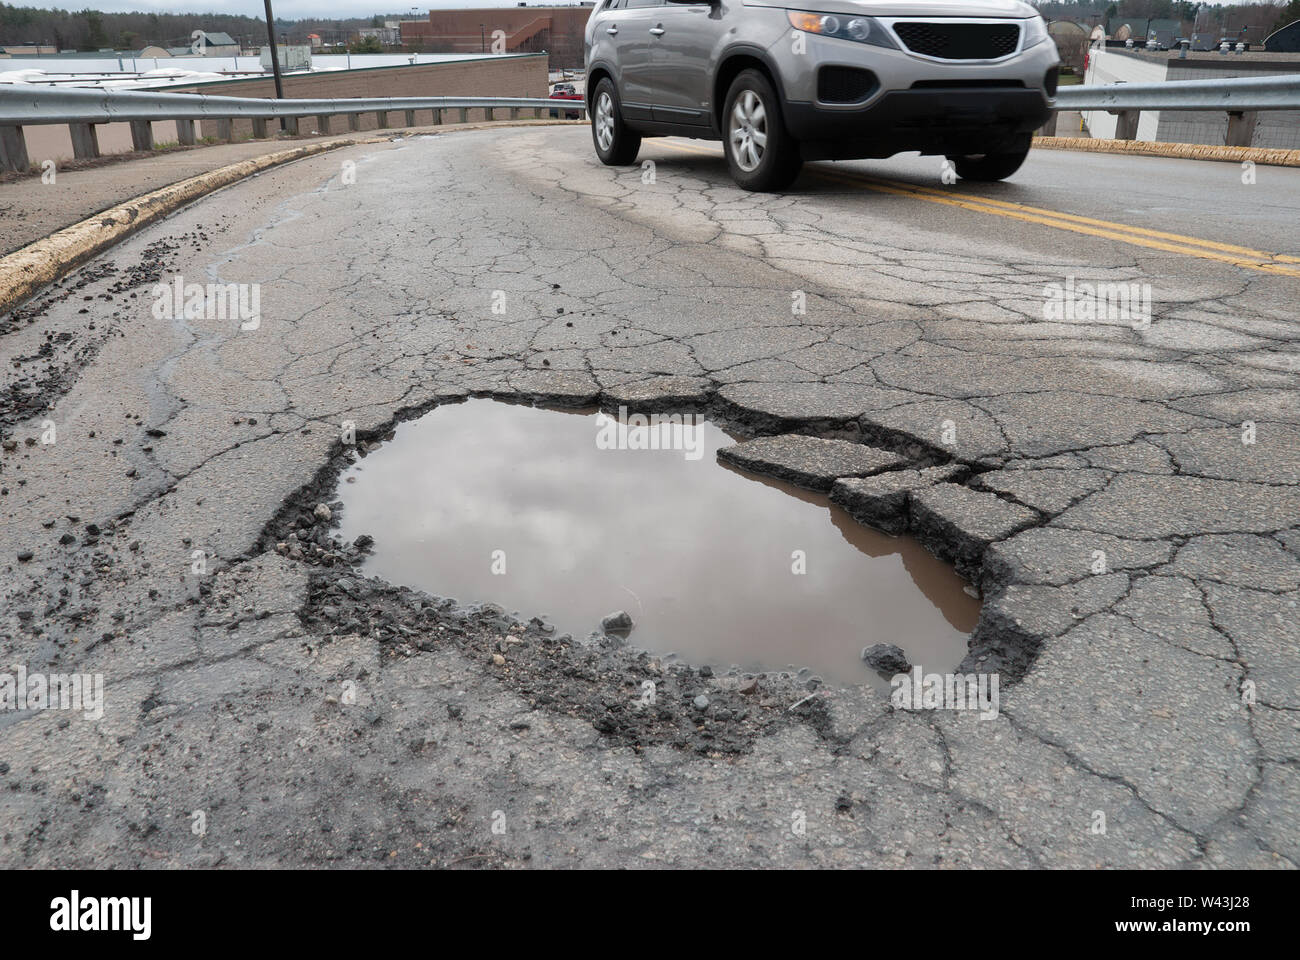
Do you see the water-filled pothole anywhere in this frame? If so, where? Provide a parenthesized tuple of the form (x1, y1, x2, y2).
(337, 399, 979, 687)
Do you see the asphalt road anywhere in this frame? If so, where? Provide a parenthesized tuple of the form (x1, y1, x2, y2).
(1, 125, 1296, 868)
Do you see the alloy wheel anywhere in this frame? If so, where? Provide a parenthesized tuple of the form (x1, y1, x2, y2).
(595, 92, 615, 151)
(728, 90, 768, 173)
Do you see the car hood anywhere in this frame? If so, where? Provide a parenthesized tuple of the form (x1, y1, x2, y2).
(744, 0, 1038, 17)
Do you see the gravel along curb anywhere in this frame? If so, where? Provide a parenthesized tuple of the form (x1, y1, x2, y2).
(1032, 135, 1300, 167)
(0, 120, 581, 317)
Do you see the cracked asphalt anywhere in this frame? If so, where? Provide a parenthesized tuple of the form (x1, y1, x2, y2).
(1, 125, 1297, 868)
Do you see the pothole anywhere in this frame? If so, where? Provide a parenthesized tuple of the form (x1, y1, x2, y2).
(334, 398, 979, 688)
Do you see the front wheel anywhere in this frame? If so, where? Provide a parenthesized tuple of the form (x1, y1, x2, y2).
(722, 69, 802, 192)
(591, 78, 641, 166)
(947, 139, 1031, 181)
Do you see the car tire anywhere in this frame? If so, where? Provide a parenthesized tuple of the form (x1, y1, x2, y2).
(591, 78, 641, 166)
(722, 69, 801, 192)
(948, 138, 1031, 182)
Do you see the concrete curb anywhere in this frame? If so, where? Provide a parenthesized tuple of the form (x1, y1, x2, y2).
(0, 119, 580, 317)
(1032, 135, 1300, 167)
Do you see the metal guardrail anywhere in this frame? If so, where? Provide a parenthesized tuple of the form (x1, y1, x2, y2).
(1042, 73, 1300, 144)
(0, 85, 578, 124)
(0, 85, 586, 172)
(1053, 74, 1300, 112)
(1, 74, 1298, 172)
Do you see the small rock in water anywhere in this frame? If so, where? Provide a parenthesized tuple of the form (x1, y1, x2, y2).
(601, 610, 633, 633)
(861, 643, 910, 675)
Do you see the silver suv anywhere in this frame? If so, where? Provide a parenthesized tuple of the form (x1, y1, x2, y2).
(585, 0, 1059, 190)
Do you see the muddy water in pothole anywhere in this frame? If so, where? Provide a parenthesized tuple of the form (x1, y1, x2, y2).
(337, 399, 979, 687)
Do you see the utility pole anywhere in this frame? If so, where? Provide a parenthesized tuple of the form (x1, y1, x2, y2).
(263, 0, 285, 100)
(262, 0, 286, 131)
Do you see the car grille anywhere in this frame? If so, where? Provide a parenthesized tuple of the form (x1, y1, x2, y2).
(818, 66, 878, 104)
(892, 21, 1021, 60)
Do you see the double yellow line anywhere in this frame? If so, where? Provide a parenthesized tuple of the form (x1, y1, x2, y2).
(656, 139, 1300, 278)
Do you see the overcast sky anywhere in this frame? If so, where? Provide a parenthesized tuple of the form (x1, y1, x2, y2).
(77, 1, 587, 18)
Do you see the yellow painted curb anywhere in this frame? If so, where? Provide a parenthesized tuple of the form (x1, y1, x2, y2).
(0, 119, 581, 317)
(1032, 135, 1300, 167)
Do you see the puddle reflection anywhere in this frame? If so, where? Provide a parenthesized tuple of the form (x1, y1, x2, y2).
(337, 398, 979, 686)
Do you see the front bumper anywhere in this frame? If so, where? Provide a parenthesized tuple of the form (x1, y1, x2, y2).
(786, 86, 1051, 159)
(766, 25, 1057, 158)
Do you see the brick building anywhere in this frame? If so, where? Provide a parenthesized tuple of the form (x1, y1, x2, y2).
(401, 5, 594, 69)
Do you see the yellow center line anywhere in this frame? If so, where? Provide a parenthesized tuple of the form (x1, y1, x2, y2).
(838, 171, 1300, 263)
(814, 169, 1300, 276)
(653, 139, 1300, 278)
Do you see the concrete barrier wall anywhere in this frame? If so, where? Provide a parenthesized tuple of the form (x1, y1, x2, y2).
(25, 120, 185, 164)
(1081, 49, 1165, 141)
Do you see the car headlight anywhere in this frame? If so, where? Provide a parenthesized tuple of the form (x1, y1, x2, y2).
(1022, 15, 1050, 50)
(787, 11, 899, 49)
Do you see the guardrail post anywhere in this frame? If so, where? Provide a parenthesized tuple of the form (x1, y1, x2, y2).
(1225, 110, 1258, 147)
(458, 108, 468, 123)
(347, 113, 361, 132)
(509, 107, 519, 120)
(1113, 109, 1140, 140)
(69, 122, 100, 159)
(534, 106, 543, 119)
(215, 118, 234, 142)
(405, 109, 416, 126)
(252, 118, 268, 139)
(0, 125, 29, 173)
(1038, 112, 1059, 137)
(376, 110, 389, 129)
(129, 120, 154, 151)
(432, 109, 441, 126)
(175, 118, 196, 146)
(283, 116, 299, 135)
(485, 107, 495, 121)
(316, 114, 331, 134)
